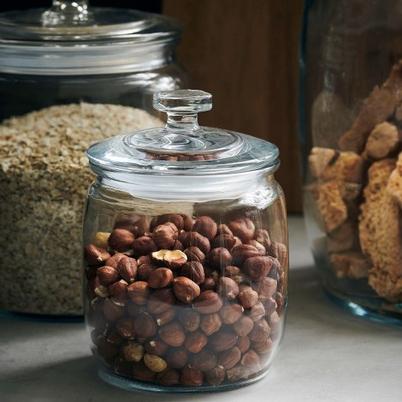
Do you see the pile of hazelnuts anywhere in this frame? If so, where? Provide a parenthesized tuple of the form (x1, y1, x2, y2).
(85, 212, 287, 388)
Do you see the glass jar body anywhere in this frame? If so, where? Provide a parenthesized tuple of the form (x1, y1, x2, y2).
(301, 0, 402, 322)
(83, 174, 288, 391)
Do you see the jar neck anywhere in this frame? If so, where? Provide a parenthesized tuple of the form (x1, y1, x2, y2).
(93, 170, 278, 204)
(0, 40, 176, 76)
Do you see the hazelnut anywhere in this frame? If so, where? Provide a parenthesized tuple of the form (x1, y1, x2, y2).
(144, 353, 168, 373)
(253, 277, 277, 299)
(137, 263, 155, 281)
(237, 335, 251, 353)
(108, 228, 135, 252)
(211, 234, 236, 250)
(137, 255, 151, 266)
(193, 216, 218, 240)
(210, 329, 238, 352)
(157, 369, 180, 386)
(172, 240, 184, 251)
(201, 277, 216, 291)
(184, 246, 205, 263)
(184, 331, 208, 353)
(194, 291, 223, 314)
(127, 281, 149, 305)
(268, 241, 288, 267)
(94, 279, 109, 298)
(217, 277, 239, 300)
(247, 239, 266, 255)
(105, 330, 124, 346)
(249, 301, 266, 322)
(180, 367, 204, 387)
(260, 297, 278, 315)
(108, 279, 128, 303)
(252, 337, 273, 354)
(254, 228, 271, 248)
(84, 244, 111, 266)
(220, 303, 244, 324)
(102, 298, 124, 321)
(93, 232, 110, 249)
(275, 292, 285, 314)
(238, 286, 259, 309)
(144, 339, 168, 356)
(155, 308, 176, 326)
(179, 309, 200, 332)
(218, 346, 241, 370)
(116, 256, 137, 283)
(205, 366, 226, 386)
(181, 261, 205, 285)
(173, 276, 200, 303)
(148, 288, 175, 314)
(152, 223, 178, 249)
(226, 364, 249, 382)
(133, 312, 157, 338)
(114, 215, 149, 236)
(200, 313, 222, 336)
(189, 349, 217, 371)
(231, 244, 260, 266)
(105, 253, 126, 269)
(126, 302, 144, 317)
(243, 256, 275, 281)
(132, 362, 156, 382)
(179, 231, 211, 254)
(148, 267, 174, 288)
(132, 236, 158, 256)
(233, 316, 254, 337)
(115, 318, 136, 339)
(152, 249, 187, 269)
(269, 311, 281, 335)
(241, 349, 261, 369)
(159, 322, 185, 347)
(228, 218, 255, 242)
(181, 214, 194, 231)
(165, 348, 188, 369)
(97, 266, 119, 286)
(217, 223, 233, 236)
(208, 247, 232, 268)
(96, 337, 119, 360)
(122, 342, 144, 362)
(249, 319, 271, 343)
(152, 214, 184, 231)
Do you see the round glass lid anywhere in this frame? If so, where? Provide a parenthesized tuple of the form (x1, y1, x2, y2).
(0, 0, 179, 43)
(87, 89, 279, 177)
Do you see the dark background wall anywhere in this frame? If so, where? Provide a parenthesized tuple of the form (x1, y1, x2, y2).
(0, 0, 304, 212)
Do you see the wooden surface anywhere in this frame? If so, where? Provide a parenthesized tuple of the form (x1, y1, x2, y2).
(163, 0, 304, 212)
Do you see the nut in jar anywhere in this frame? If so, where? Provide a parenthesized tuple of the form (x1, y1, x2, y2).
(84, 90, 288, 391)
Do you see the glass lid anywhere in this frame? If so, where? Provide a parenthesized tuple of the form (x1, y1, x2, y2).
(0, 0, 179, 42)
(87, 89, 279, 178)
(0, 1, 180, 75)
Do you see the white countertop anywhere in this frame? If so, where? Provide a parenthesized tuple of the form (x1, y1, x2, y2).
(1, 216, 401, 402)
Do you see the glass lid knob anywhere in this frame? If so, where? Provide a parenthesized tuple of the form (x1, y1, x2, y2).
(42, 0, 93, 26)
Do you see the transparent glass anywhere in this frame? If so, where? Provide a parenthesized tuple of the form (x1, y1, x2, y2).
(301, 0, 402, 324)
(83, 177, 288, 391)
(0, 4, 185, 316)
(83, 89, 288, 391)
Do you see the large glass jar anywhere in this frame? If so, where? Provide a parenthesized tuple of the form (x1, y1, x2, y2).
(301, 0, 402, 323)
(0, 1, 185, 316)
(83, 90, 288, 391)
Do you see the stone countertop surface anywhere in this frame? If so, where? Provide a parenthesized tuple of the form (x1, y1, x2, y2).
(0, 216, 401, 402)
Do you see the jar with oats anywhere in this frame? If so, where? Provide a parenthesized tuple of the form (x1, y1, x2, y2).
(0, 1, 185, 316)
(301, 0, 402, 323)
(84, 89, 288, 391)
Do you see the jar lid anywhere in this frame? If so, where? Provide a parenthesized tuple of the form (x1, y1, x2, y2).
(87, 89, 279, 181)
(0, 0, 180, 75)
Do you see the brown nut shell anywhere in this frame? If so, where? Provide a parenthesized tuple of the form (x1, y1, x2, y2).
(179, 231, 211, 254)
(205, 366, 226, 386)
(184, 331, 208, 353)
(117, 256, 137, 283)
(217, 277, 239, 300)
(209, 329, 238, 352)
(228, 218, 255, 242)
(148, 267, 174, 288)
(181, 261, 205, 285)
(165, 348, 188, 369)
(243, 256, 275, 280)
(97, 266, 119, 286)
(200, 313, 222, 336)
(132, 236, 157, 256)
(173, 276, 200, 303)
(159, 322, 185, 347)
(85, 244, 111, 266)
(238, 286, 259, 309)
(127, 281, 149, 305)
(147, 288, 175, 314)
(189, 349, 217, 371)
(179, 309, 200, 332)
(218, 346, 241, 370)
(108, 228, 135, 252)
(133, 312, 157, 338)
(231, 244, 261, 266)
(180, 367, 204, 387)
(208, 247, 232, 268)
(220, 303, 244, 324)
(184, 246, 205, 263)
(193, 216, 218, 240)
(194, 291, 223, 314)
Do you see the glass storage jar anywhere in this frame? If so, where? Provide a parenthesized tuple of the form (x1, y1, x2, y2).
(301, 0, 402, 324)
(0, 1, 185, 316)
(84, 89, 288, 391)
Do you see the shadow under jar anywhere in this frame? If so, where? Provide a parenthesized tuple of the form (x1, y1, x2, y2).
(83, 90, 288, 392)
